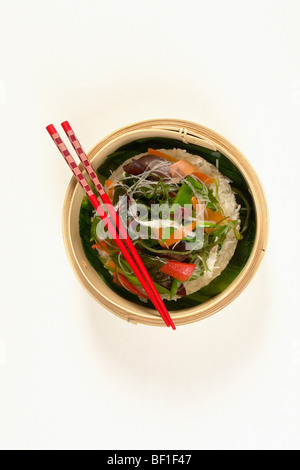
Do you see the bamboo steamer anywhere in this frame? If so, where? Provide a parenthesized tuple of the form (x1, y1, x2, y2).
(62, 119, 268, 327)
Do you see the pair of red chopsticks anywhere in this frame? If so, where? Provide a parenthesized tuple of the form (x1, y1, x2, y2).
(46, 121, 176, 330)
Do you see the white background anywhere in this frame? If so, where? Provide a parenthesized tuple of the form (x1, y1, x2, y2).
(0, 0, 299, 450)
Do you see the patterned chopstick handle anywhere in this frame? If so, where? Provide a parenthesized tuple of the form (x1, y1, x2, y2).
(61, 122, 106, 198)
(46, 125, 106, 220)
(61, 121, 124, 238)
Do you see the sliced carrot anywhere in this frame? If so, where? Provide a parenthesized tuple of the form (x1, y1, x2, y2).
(193, 170, 215, 185)
(170, 159, 197, 180)
(105, 260, 116, 270)
(148, 148, 214, 184)
(192, 197, 228, 224)
(159, 219, 199, 248)
(191, 196, 206, 217)
(91, 240, 110, 252)
(152, 226, 165, 242)
(147, 148, 178, 163)
(105, 180, 114, 200)
(191, 196, 199, 212)
(99, 240, 109, 250)
(92, 243, 101, 250)
(204, 207, 227, 223)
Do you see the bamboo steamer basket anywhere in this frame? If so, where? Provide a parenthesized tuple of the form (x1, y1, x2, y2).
(62, 119, 268, 327)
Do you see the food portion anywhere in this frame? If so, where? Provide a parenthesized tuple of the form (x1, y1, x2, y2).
(89, 148, 245, 301)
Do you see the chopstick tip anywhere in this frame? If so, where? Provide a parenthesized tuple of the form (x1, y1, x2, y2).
(61, 121, 71, 132)
(46, 124, 57, 136)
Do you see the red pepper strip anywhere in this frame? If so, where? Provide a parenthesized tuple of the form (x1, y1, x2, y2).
(160, 261, 196, 282)
(115, 272, 149, 299)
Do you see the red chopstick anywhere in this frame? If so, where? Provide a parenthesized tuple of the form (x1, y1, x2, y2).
(46, 123, 175, 329)
(60, 121, 175, 329)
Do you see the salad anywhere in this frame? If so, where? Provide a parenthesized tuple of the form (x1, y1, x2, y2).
(87, 147, 248, 301)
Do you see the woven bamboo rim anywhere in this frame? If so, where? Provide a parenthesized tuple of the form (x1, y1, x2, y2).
(62, 119, 269, 327)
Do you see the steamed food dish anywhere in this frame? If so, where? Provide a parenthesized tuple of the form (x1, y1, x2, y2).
(88, 148, 246, 301)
